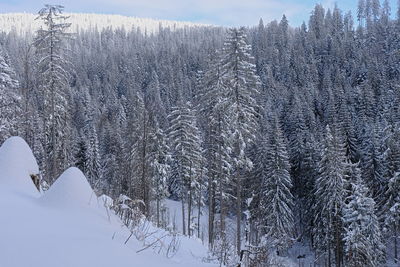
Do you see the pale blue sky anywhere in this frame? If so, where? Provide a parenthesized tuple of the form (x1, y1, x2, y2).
(0, 0, 397, 26)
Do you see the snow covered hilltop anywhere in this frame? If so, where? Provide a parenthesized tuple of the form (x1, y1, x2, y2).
(0, 136, 216, 267)
(0, 12, 210, 35)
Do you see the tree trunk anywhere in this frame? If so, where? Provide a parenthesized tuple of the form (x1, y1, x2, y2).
(156, 197, 160, 227)
(327, 230, 331, 267)
(395, 223, 398, 264)
(50, 23, 56, 184)
(197, 165, 203, 239)
(219, 173, 225, 238)
(182, 198, 186, 235)
(141, 113, 148, 216)
(218, 116, 225, 239)
(23, 46, 31, 142)
(188, 161, 193, 237)
(208, 159, 215, 247)
(236, 168, 242, 256)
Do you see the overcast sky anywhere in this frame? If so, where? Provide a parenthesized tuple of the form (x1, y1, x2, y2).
(0, 0, 397, 26)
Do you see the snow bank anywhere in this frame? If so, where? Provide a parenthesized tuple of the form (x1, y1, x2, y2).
(0, 136, 39, 196)
(0, 137, 216, 267)
(40, 167, 96, 208)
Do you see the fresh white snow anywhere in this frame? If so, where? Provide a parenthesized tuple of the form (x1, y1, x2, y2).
(0, 136, 39, 196)
(0, 136, 217, 267)
(0, 13, 209, 36)
(40, 167, 96, 208)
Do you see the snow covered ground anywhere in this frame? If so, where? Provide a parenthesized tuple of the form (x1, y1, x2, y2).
(164, 198, 310, 267)
(0, 136, 217, 267)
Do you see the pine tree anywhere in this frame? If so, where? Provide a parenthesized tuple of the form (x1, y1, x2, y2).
(34, 5, 72, 182)
(360, 123, 387, 203)
(219, 27, 260, 255)
(75, 131, 88, 174)
(167, 101, 203, 236)
(85, 122, 101, 188)
(313, 125, 347, 266)
(286, 95, 308, 197)
(126, 92, 151, 214)
(198, 55, 233, 246)
(257, 118, 294, 251)
(145, 70, 167, 128)
(338, 101, 359, 164)
(302, 133, 319, 242)
(148, 123, 170, 227)
(0, 48, 21, 141)
(382, 170, 400, 263)
(358, 0, 366, 26)
(343, 165, 385, 267)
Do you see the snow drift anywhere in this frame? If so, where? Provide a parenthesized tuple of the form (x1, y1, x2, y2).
(0, 137, 216, 267)
(40, 167, 96, 208)
(0, 136, 39, 196)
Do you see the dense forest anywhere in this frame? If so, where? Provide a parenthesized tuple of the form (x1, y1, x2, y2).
(0, 1, 400, 266)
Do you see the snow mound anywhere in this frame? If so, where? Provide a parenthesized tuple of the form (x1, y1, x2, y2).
(41, 167, 95, 207)
(0, 137, 216, 267)
(0, 136, 39, 196)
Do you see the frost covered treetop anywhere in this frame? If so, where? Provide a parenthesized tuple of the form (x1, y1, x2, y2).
(0, 13, 209, 36)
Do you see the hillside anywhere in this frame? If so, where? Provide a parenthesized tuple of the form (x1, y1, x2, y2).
(0, 12, 210, 35)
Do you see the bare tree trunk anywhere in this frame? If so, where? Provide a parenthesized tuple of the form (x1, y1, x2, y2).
(395, 223, 398, 264)
(182, 197, 186, 235)
(218, 117, 225, 239)
(197, 190, 201, 239)
(141, 113, 148, 216)
(188, 161, 193, 237)
(219, 163, 225, 238)
(50, 24, 56, 184)
(328, 232, 331, 267)
(232, 35, 243, 257)
(208, 173, 215, 247)
(236, 169, 241, 256)
(197, 165, 203, 239)
(156, 197, 160, 227)
(335, 221, 340, 267)
(22, 45, 32, 142)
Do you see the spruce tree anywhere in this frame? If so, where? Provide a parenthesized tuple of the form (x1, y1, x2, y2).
(343, 165, 385, 267)
(126, 92, 152, 214)
(220, 27, 260, 255)
(167, 101, 203, 236)
(198, 55, 232, 246)
(34, 5, 72, 182)
(85, 123, 101, 188)
(313, 125, 347, 266)
(0, 48, 21, 141)
(257, 118, 294, 251)
(382, 170, 400, 263)
(148, 123, 170, 227)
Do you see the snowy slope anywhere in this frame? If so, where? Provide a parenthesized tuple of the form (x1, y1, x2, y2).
(0, 137, 216, 267)
(0, 13, 209, 35)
